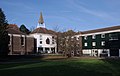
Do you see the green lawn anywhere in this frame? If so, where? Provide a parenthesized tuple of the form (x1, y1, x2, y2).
(0, 57, 120, 76)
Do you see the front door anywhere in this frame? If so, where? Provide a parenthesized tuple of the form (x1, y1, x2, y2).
(110, 49, 119, 56)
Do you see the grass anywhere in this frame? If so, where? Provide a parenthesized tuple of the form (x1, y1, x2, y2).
(0, 56, 120, 76)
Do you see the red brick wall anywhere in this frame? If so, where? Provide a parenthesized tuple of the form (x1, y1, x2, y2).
(9, 35, 35, 55)
(26, 37, 34, 53)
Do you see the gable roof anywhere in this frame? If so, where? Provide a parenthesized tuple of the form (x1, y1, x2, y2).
(31, 27, 56, 35)
(7, 24, 25, 35)
(81, 25, 120, 34)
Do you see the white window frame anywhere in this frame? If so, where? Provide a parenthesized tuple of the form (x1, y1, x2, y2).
(101, 34, 105, 38)
(84, 36, 87, 40)
(92, 35, 96, 39)
(84, 42, 87, 46)
(101, 41, 105, 46)
(92, 42, 96, 46)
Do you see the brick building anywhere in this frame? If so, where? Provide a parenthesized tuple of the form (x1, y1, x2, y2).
(7, 24, 35, 55)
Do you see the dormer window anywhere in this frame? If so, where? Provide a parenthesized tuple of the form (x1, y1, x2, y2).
(101, 34, 105, 38)
(84, 36, 87, 40)
(92, 35, 96, 39)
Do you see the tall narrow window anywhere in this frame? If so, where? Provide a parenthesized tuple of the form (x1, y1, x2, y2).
(52, 36, 55, 44)
(40, 35, 42, 40)
(21, 36, 25, 46)
(8, 35, 11, 46)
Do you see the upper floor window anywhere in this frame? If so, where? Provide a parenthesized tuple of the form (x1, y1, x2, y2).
(40, 35, 42, 40)
(40, 41, 42, 44)
(84, 36, 87, 40)
(46, 38, 50, 44)
(92, 42, 96, 46)
(21, 36, 25, 46)
(101, 41, 105, 46)
(92, 35, 96, 39)
(109, 33, 118, 40)
(101, 34, 105, 38)
(84, 42, 87, 46)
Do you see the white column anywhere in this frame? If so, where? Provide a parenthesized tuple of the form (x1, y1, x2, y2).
(108, 49, 110, 57)
(43, 47, 45, 53)
(98, 49, 100, 57)
(55, 47, 57, 54)
(90, 49, 93, 56)
(49, 47, 51, 53)
(119, 49, 120, 57)
(37, 47, 39, 53)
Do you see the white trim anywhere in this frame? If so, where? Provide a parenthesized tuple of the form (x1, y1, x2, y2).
(92, 42, 96, 46)
(84, 43, 87, 46)
(81, 29, 120, 36)
(119, 49, 120, 57)
(101, 41, 105, 46)
(101, 34, 105, 38)
(30, 33, 56, 36)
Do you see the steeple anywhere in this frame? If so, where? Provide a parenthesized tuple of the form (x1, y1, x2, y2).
(37, 12, 45, 28)
(38, 12, 44, 24)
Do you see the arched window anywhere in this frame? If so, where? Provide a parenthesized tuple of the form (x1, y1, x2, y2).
(46, 38, 50, 44)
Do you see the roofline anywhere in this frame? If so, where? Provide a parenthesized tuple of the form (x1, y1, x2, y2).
(81, 25, 120, 34)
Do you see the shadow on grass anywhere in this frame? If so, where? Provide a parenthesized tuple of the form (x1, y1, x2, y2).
(0, 58, 113, 76)
(0, 55, 44, 62)
(1, 57, 120, 76)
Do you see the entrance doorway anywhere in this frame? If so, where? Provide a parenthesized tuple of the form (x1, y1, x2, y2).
(110, 49, 119, 56)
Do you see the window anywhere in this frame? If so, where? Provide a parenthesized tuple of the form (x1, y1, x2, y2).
(8, 35, 11, 46)
(21, 36, 25, 46)
(46, 38, 50, 44)
(92, 35, 96, 39)
(84, 36, 87, 40)
(52, 36, 54, 39)
(40, 41, 42, 44)
(52, 36, 55, 44)
(101, 34, 105, 38)
(52, 41, 55, 44)
(84, 43, 87, 46)
(109, 33, 118, 40)
(40, 35, 42, 40)
(101, 41, 105, 46)
(92, 42, 96, 46)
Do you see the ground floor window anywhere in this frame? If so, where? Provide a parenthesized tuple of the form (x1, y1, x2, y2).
(38, 47, 43, 53)
(51, 48, 55, 53)
(45, 48, 49, 53)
